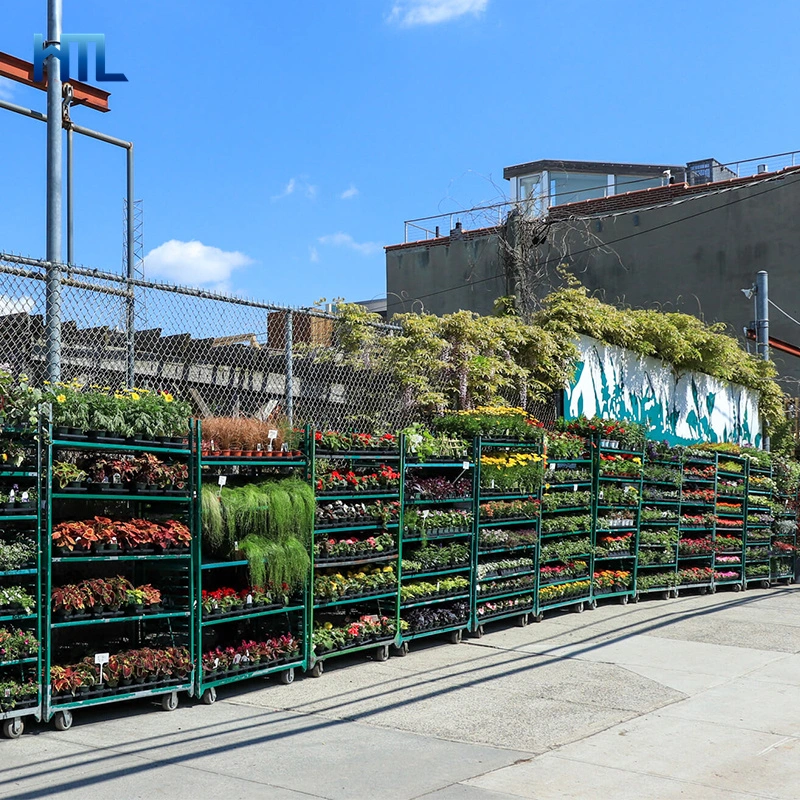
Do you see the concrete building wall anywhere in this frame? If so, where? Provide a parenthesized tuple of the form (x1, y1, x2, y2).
(386, 170, 800, 383)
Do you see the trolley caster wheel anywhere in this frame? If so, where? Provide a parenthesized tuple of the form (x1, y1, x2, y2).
(733, 583, 742, 592)
(587, 600, 598, 611)
(392, 642, 409, 657)
(574, 602, 585, 614)
(516, 614, 529, 627)
(619, 595, 629, 606)
(308, 661, 324, 678)
(374, 645, 389, 662)
(161, 692, 179, 712)
(54, 710, 73, 731)
(672, 588, 680, 598)
(661, 591, 670, 601)
(201, 687, 217, 705)
(533, 613, 544, 623)
(2, 718, 24, 739)
(472, 625, 484, 639)
(279, 668, 295, 685)
(631, 593, 640, 604)
(448, 629, 463, 644)
(761, 581, 770, 590)
(699, 587, 707, 596)
(709, 584, 716, 594)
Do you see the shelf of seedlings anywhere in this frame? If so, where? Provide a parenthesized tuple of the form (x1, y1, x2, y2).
(45, 418, 196, 731)
(713, 453, 747, 592)
(0, 424, 43, 739)
(591, 436, 642, 606)
(675, 449, 717, 595)
(637, 444, 683, 601)
(770, 459, 798, 585)
(536, 432, 594, 618)
(472, 437, 541, 634)
(744, 458, 774, 590)
(308, 432, 403, 676)
(397, 439, 473, 652)
(194, 419, 309, 704)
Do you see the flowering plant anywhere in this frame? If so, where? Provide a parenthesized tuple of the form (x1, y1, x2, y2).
(437, 406, 544, 442)
(480, 451, 544, 494)
(538, 580, 590, 604)
(593, 570, 632, 591)
(316, 465, 400, 493)
(0, 627, 39, 662)
(481, 498, 540, 522)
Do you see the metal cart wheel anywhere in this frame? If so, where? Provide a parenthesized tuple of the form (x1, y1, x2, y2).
(279, 668, 295, 685)
(472, 625, 484, 639)
(631, 593, 640, 604)
(54, 710, 73, 731)
(308, 661, 324, 678)
(619, 595, 629, 606)
(374, 645, 389, 662)
(661, 591, 670, 601)
(392, 642, 409, 657)
(516, 614, 529, 627)
(672, 588, 680, 598)
(573, 602, 585, 614)
(448, 629, 463, 644)
(733, 583, 742, 592)
(161, 691, 179, 712)
(761, 580, 770, 590)
(587, 599, 598, 611)
(2, 718, 24, 739)
(201, 687, 217, 705)
(699, 587, 707, 595)
(533, 613, 544, 623)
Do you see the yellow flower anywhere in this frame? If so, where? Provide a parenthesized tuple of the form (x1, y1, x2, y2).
(163, 393, 174, 403)
(632, 457, 642, 464)
(2, 454, 7, 463)
(131, 392, 140, 401)
(323, 622, 333, 630)
(56, 394, 67, 403)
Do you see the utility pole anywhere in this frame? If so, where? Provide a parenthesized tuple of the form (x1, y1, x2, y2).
(45, 0, 63, 382)
(756, 271, 770, 451)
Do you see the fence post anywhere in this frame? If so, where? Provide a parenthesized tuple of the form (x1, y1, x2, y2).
(285, 309, 293, 426)
(125, 145, 136, 389)
(45, 0, 63, 382)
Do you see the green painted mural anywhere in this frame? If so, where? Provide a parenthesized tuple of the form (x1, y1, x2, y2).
(564, 335, 761, 446)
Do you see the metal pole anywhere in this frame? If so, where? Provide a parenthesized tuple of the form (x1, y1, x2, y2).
(126, 145, 135, 389)
(45, 0, 63, 382)
(285, 310, 293, 427)
(66, 125, 73, 264)
(755, 270, 770, 451)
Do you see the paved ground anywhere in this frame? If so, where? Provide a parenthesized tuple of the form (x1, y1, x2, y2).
(2, 586, 800, 799)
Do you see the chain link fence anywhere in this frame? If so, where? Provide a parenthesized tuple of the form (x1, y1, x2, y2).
(0, 252, 413, 431)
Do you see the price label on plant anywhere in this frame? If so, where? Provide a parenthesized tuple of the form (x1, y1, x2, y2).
(462, 461, 469, 470)
(246, 594, 253, 605)
(218, 475, 227, 487)
(233, 654, 242, 664)
(268, 429, 278, 440)
(550, 463, 556, 471)
(573, 484, 578, 492)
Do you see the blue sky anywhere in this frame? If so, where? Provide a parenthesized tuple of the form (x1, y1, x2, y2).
(0, 0, 798, 307)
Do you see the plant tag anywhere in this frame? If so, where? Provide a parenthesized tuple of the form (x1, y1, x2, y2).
(490, 479, 495, 489)
(218, 475, 227, 487)
(462, 461, 469, 470)
(95, 652, 110, 683)
(422, 509, 429, 518)
(234, 540, 239, 551)
(4, 689, 9, 697)
(550, 463, 556, 471)
(112, 473, 122, 485)
(233, 654, 242, 664)
(573, 484, 578, 492)
(21, 491, 28, 502)
(246, 594, 253, 605)
(268, 429, 278, 441)
(214, 657, 220, 669)
(281, 443, 289, 452)
(8, 488, 14, 501)
(624, 484, 633, 493)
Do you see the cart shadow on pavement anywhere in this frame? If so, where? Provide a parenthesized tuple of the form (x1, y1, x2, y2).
(1, 587, 797, 799)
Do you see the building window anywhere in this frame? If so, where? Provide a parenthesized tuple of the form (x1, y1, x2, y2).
(550, 171, 607, 206)
(613, 174, 663, 193)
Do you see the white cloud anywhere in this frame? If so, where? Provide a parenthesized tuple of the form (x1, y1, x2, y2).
(0, 294, 34, 315)
(340, 184, 359, 200)
(309, 246, 319, 263)
(272, 176, 317, 202)
(144, 240, 253, 286)
(318, 232, 382, 257)
(0, 78, 15, 101)
(389, 0, 488, 26)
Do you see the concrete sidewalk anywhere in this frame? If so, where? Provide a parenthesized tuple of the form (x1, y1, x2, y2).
(1, 586, 798, 799)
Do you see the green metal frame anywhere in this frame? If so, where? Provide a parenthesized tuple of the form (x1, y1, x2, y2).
(0, 421, 44, 732)
(308, 433, 404, 668)
(43, 424, 196, 723)
(743, 460, 773, 588)
(637, 451, 682, 598)
(194, 420, 310, 698)
(473, 438, 539, 631)
(590, 438, 642, 605)
(770, 461, 798, 584)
